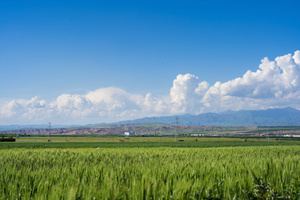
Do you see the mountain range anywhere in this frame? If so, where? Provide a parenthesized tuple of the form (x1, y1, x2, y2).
(1, 107, 300, 131)
(118, 107, 300, 126)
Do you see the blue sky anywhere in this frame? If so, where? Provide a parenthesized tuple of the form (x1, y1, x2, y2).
(1, 0, 300, 125)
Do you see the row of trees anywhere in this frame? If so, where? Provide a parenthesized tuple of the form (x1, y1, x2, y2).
(0, 135, 16, 142)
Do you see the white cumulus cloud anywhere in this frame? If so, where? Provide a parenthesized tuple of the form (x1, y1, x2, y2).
(201, 50, 300, 112)
(170, 73, 209, 113)
(1, 50, 300, 125)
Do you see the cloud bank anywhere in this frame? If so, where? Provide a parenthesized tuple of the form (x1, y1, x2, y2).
(1, 50, 300, 125)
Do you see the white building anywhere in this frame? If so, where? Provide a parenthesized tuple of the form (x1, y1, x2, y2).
(124, 132, 136, 136)
(191, 134, 205, 137)
(284, 134, 300, 137)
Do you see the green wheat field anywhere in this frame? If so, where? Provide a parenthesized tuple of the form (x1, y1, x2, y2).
(1, 142, 300, 199)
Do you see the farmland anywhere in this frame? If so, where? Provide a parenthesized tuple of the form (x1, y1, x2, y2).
(1, 145, 300, 199)
(1, 135, 300, 149)
(1, 136, 300, 199)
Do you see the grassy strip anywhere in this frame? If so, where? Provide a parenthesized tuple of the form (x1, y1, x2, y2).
(1, 140, 299, 149)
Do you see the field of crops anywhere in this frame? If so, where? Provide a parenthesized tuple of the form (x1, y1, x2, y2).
(1, 146, 300, 199)
(2, 136, 300, 149)
(14, 136, 298, 143)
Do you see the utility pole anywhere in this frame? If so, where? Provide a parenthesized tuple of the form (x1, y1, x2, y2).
(175, 117, 178, 142)
(266, 128, 270, 141)
(48, 122, 51, 142)
(17, 126, 20, 138)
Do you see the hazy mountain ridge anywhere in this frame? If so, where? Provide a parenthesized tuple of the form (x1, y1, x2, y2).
(1, 107, 300, 131)
(118, 107, 300, 126)
(0, 124, 78, 131)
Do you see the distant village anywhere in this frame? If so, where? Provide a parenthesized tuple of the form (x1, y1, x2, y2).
(3, 125, 300, 138)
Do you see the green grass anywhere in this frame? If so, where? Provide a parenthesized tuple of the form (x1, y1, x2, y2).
(14, 136, 277, 142)
(0, 136, 299, 149)
(1, 140, 300, 149)
(1, 146, 299, 199)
